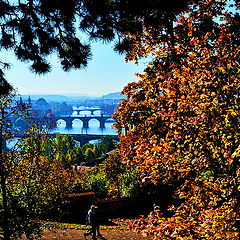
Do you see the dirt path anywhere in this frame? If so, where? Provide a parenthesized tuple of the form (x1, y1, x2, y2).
(41, 229, 151, 240)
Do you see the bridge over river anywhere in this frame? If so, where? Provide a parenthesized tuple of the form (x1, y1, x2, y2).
(54, 114, 114, 129)
(72, 107, 101, 115)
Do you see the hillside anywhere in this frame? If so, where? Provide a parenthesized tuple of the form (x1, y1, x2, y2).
(100, 92, 125, 99)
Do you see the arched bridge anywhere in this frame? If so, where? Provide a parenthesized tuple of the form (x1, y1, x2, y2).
(73, 108, 101, 115)
(54, 115, 113, 128)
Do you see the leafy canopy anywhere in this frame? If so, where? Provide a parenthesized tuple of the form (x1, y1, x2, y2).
(113, 0, 240, 239)
(0, 0, 192, 95)
(0, 93, 76, 240)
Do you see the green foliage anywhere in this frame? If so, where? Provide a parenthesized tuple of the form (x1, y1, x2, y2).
(55, 134, 76, 155)
(0, 188, 42, 240)
(22, 134, 117, 166)
(74, 149, 141, 200)
(119, 170, 141, 198)
(1, 144, 74, 239)
(97, 135, 116, 154)
(83, 168, 109, 200)
(0, 93, 75, 240)
(65, 149, 75, 165)
(74, 146, 85, 164)
(23, 134, 77, 166)
(81, 143, 94, 153)
(80, 136, 116, 162)
(41, 137, 55, 158)
(84, 148, 96, 161)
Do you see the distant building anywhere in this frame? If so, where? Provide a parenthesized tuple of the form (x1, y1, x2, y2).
(17, 96, 52, 118)
(27, 95, 32, 107)
(14, 96, 54, 132)
(31, 98, 52, 117)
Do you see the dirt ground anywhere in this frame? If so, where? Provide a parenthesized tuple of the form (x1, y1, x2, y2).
(41, 229, 152, 240)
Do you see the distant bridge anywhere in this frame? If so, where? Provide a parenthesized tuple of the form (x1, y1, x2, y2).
(54, 115, 113, 128)
(72, 108, 101, 115)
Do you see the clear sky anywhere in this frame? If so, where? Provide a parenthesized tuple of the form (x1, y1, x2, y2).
(2, 42, 145, 97)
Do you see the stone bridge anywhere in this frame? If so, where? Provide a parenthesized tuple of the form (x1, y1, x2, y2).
(73, 108, 101, 115)
(54, 115, 113, 128)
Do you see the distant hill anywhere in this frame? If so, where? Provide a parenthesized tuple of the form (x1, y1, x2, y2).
(20, 95, 69, 102)
(100, 92, 125, 99)
(18, 92, 125, 103)
(19, 94, 94, 103)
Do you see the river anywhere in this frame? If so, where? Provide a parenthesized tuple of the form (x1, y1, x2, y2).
(51, 109, 117, 136)
(7, 111, 117, 149)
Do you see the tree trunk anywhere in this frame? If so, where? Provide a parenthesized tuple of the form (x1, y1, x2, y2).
(0, 109, 10, 240)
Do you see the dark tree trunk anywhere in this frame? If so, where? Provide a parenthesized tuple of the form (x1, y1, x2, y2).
(0, 109, 10, 240)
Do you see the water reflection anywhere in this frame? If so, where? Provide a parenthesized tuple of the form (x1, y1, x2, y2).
(52, 117, 117, 135)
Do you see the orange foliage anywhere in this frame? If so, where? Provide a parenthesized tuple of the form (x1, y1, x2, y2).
(113, 0, 239, 239)
(7, 153, 74, 203)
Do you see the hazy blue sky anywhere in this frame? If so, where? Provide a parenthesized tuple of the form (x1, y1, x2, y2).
(3, 42, 145, 97)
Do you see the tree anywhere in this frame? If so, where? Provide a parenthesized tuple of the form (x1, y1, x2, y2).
(82, 143, 94, 153)
(98, 135, 116, 153)
(53, 134, 76, 165)
(0, 0, 192, 96)
(0, 93, 75, 239)
(99, 149, 141, 199)
(75, 146, 85, 164)
(5, 152, 72, 239)
(100, 149, 124, 198)
(113, 0, 240, 239)
(0, 93, 16, 240)
(0, 91, 28, 240)
(76, 149, 141, 200)
(84, 148, 96, 161)
(26, 133, 82, 166)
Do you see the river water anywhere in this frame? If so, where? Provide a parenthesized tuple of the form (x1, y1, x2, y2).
(51, 109, 117, 136)
(7, 110, 117, 149)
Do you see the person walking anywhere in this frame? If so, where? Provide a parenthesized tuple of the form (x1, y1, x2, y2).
(84, 205, 103, 239)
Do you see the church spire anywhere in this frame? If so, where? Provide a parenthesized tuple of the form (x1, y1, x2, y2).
(28, 95, 32, 106)
(19, 96, 23, 105)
